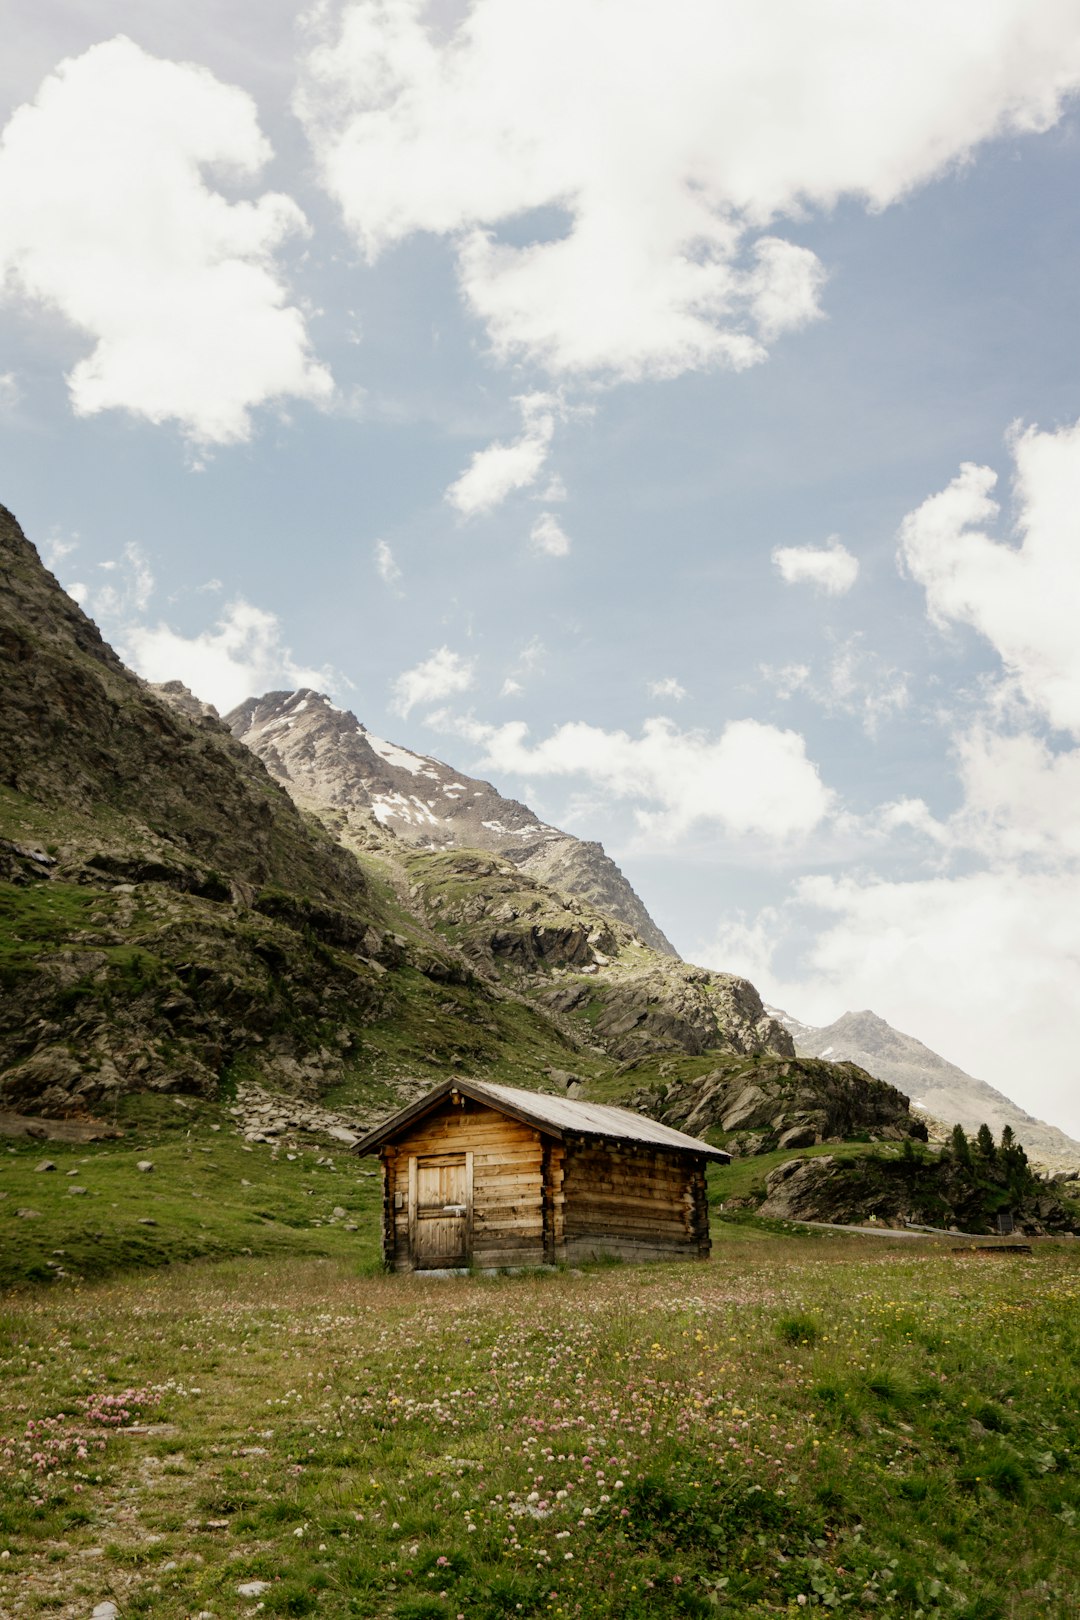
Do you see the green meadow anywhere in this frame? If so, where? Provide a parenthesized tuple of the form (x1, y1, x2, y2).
(2, 1119, 1079, 1619)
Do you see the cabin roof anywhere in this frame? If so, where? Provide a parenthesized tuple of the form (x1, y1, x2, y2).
(351, 1076, 730, 1160)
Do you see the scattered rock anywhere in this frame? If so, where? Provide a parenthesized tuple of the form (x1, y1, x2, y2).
(136, 1160, 154, 1172)
(15, 1207, 42, 1218)
(332, 1206, 347, 1219)
(34, 1159, 57, 1172)
(68, 1185, 88, 1195)
(91, 1603, 119, 1620)
(237, 1581, 271, 1597)
(137, 1217, 157, 1225)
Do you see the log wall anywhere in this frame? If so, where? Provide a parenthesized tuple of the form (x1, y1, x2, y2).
(559, 1136, 710, 1264)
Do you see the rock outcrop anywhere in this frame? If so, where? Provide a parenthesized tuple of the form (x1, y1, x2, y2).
(625, 1053, 921, 1153)
(0, 504, 576, 1111)
(403, 846, 793, 1063)
(226, 689, 679, 957)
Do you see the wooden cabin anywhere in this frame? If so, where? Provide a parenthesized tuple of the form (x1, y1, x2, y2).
(351, 1077, 729, 1272)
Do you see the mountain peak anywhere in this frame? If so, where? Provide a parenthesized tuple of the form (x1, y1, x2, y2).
(226, 688, 680, 957)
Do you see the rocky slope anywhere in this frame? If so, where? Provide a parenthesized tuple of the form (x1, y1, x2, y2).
(401, 845, 792, 1064)
(226, 688, 678, 956)
(770, 1007, 1080, 1169)
(0, 503, 596, 1115)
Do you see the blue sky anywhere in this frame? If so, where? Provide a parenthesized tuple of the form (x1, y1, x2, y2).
(4, 2, 1080, 1134)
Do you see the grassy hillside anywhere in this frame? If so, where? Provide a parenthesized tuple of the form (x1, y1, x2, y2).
(2, 1236, 1077, 1619)
(0, 1098, 384, 1289)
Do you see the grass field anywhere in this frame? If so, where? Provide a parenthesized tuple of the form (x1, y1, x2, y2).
(2, 1163, 1079, 1620)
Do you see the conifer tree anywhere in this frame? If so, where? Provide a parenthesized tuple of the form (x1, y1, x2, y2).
(950, 1122, 972, 1165)
(975, 1122, 997, 1162)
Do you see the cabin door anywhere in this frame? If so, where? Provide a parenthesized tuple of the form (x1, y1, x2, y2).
(410, 1153, 472, 1269)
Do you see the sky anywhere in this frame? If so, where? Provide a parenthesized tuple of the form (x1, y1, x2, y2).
(3, 1, 1080, 1135)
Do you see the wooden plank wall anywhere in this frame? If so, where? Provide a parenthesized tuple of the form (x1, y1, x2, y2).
(381, 1095, 547, 1270)
(559, 1137, 710, 1264)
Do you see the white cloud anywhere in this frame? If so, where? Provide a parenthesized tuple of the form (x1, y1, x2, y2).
(949, 724, 1080, 863)
(374, 538, 403, 589)
(529, 512, 570, 557)
(0, 371, 19, 413)
(873, 723, 1080, 868)
(43, 531, 79, 570)
(772, 536, 859, 595)
(0, 36, 332, 444)
(299, 0, 1080, 385)
(647, 676, 687, 701)
(762, 634, 908, 736)
(764, 662, 811, 702)
(498, 635, 546, 696)
(121, 599, 339, 715)
(900, 420, 1080, 735)
(52, 540, 156, 623)
(445, 391, 556, 516)
(435, 712, 833, 843)
(390, 646, 476, 717)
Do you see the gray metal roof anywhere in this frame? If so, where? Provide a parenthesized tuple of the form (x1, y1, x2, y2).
(351, 1076, 729, 1160)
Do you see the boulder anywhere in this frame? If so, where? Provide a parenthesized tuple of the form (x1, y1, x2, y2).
(777, 1125, 817, 1150)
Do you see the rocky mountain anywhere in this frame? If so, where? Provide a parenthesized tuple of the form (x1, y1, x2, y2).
(0, 503, 792, 1126)
(226, 688, 678, 957)
(768, 1007, 1080, 1170)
